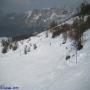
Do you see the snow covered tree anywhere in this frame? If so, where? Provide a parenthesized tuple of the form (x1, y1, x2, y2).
(33, 44, 37, 50)
(24, 45, 27, 54)
(12, 42, 18, 51)
(2, 47, 8, 54)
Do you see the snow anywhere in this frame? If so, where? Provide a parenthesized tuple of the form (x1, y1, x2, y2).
(33, 14, 42, 20)
(50, 12, 66, 20)
(0, 29, 90, 90)
(65, 18, 74, 24)
(25, 10, 32, 18)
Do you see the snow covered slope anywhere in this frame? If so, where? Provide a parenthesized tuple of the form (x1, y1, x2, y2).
(0, 29, 90, 90)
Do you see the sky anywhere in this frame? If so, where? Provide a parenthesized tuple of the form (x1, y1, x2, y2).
(0, 0, 89, 14)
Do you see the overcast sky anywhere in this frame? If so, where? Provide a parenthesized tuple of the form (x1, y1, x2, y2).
(0, 0, 89, 14)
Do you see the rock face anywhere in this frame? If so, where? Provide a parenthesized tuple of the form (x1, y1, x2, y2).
(0, 8, 72, 37)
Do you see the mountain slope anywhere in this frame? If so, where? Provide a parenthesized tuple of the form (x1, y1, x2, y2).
(0, 8, 73, 37)
(0, 27, 90, 90)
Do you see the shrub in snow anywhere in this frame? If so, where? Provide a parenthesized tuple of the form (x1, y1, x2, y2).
(66, 55, 70, 60)
(24, 46, 27, 54)
(78, 1, 90, 18)
(12, 42, 18, 51)
(1, 39, 11, 54)
(52, 24, 70, 39)
(33, 44, 37, 50)
(24, 45, 30, 54)
(52, 27, 62, 38)
(49, 21, 57, 31)
(2, 47, 8, 54)
(68, 18, 85, 50)
(76, 41, 83, 50)
(1, 39, 10, 48)
(46, 31, 48, 38)
(8, 41, 18, 51)
(1, 38, 18, 54)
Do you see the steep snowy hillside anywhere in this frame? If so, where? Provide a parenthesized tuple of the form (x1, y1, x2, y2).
(0, 28, 90, 90)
